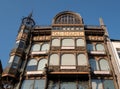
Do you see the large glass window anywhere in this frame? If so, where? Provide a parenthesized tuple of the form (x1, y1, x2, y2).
(78, 81, 89, 89)
(12, 56, 21, 68)
(61, 54, 75, 65)
(77, 54, 87, 65)
(62, 39, 74, 47)
(92, 79, 103, 89)
(48, 80, 59, 89)
(49, 54, 59, 65)
(92, 79, 115, 89)
(26, 59, 37, 71)
(31, 44, 41, 52)
(96, 44, 105, 51)
(37, 58, 47, 70)
(52, 38, 60, 46)
(60, 81, 76, 89)
(21, 79, 45, 89)
(41, 43, 50, 51)
(76, 38, 85, 46)
(87, 44, 94, 51)
(89, 59, 99, 71)
(99, 59, 110, 71)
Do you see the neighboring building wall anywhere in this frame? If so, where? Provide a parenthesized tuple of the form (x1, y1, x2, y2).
(0, 60, 3, 89)
(107, 40, 120, 88)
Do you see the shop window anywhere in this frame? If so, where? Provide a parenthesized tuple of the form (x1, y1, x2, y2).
(92, 79, 103, 89)
(41, 43, 50, 51)
(61, 54, 75, 65)
(21, 79, 45, 89)
(48, 80, 59, 89)
(77, 54, 87, 65)
(62, 39, 74, 47)
(78, 81, 89, 89)
(37, 58, 47, 70)
(89, 59, 99, 71)
(52, 39, 60, 46)
(60, 81, 76, 89)
(76, 38, 85, 46)
(99, 59, 110, 71)
(96, 44, 105, 51)
(49, 54, 59, 65)
(31, 44, 40, 52)
(26, 59, 37, 71)
(103, 80, 115, 89)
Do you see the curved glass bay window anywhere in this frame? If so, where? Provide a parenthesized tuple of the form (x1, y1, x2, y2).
(89, 58, 110, 71)
(52, 38, 60, 46)
(62, 39, 75, 49)
(41, 43, 50, 51)
(7, 55, 21, 69)
(76, 38, 85, 46)
(61, 54, 75, 65)
(96, 44, 105, 51)
(99, 59, 110, 71)
(21, 79, 45, 89)
(87, 44, 95, 52)
(77, 54, 87, 65)
(31, 44, 41, 52)
(37, 58, 47, 70)
(49, 54, 59, 65)
(89, 58, 99, 71)
(26, 59, 37, 71)
(92, 79, 115, 89)
(14, 40, 25, 49)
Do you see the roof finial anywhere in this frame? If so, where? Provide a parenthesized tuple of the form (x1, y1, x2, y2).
(28, 11, 33, 18)
(99, 17, 105, 26)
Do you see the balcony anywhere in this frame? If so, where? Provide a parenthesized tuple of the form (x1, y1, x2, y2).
(31, 51, 49, 55)
(26, 71, 44, 76)
(89, 51, 106, 55)
(93, 70, 111, 75)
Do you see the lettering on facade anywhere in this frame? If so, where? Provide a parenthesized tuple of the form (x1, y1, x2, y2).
(33, 36, 50, 41)
(52, 31, 84, 36)
(87, 36, 103, 41)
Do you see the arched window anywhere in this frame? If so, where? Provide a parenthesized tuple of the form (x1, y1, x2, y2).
(89, 59, 99, 71)
(54, 14, 80, 24)
(77, 54, 87, 65)
(76, 38, 85, 46)
(87, 44, 95, 51)
(61, 54, 75, 65)
(99, 59, 110, 71)
(49, 54, 59, 65)
(26, 59, 37, 71)
(37, 58, 48, 70)
(96, 44, 105, 51)
(62, 39, 74, 47)
(31, 44, 40, 52)
(41, 43, 50, 51)
(52, 39, 60, 46)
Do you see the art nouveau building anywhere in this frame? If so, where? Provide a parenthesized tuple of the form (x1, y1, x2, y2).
(1, 11, 119, 89)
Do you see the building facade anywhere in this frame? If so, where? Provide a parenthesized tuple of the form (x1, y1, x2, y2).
(1, 11, 119, 89)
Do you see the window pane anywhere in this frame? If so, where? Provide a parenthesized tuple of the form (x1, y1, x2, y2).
(8, 56, 14, 63)
(103, 80, 115, 89)
(89, 59, 99, 71)
(48, 80, 59, 89)
(61, 54, 75, 65)
(21, 80, 34, 89)
(60, 81, 76, 89)
(99, 59, 110, 71)
(41, 43, 49, 51)
(78, 54, 87, 65)
(87, 44, 94, 51)
(19, 41, 25, 48)
(13, 56, 20, 64)
(31, 44, 40, 51)
(38, 58, 47, 70)
(52, 39, 60, 46)
(62, 39, 74, 47)
(34, 79, 45, 89)
(92, 79, 103, 89)
(78, 81, 89, 89)
(26, 59, 37, 71)
(96, 44, 105, 51)
(76, 39, 85, 46)
(49, 54, 59, 65)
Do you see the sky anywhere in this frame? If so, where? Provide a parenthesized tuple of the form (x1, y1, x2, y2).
(0, 0, 120, 68)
